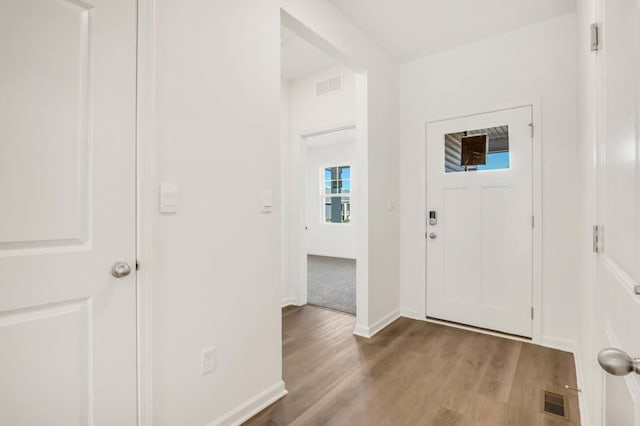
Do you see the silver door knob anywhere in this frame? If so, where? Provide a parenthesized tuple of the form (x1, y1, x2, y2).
(111, 261, 132, 278)
(598, 347, 640, 376)
(429, 233, 437, 239)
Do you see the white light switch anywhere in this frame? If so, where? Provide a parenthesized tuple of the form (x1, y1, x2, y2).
(261, 189, 273, 213)
(160, 183, 178, 214)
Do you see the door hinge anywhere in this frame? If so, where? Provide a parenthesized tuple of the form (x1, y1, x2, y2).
(593, 225, 603, 253)
(591, 23, 600, 51)
(136, 260, 140, 271)
(531, 216, 535, 229)
(528, 123, 534, 137)
(531, 307, 534, 319)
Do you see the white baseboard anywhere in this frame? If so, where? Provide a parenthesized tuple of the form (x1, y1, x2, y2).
(281, 297, 297, 308)
(541, 335, 578, 354)
(353, 310, 400, 338)
(400, 308, 425, 322)
(352, 323, 369, 337)
(208, 380, 287, 426)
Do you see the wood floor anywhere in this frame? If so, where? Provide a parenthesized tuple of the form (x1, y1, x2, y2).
(245, 305, 580, 426)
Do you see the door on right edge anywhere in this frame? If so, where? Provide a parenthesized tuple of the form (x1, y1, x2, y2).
(426, 106, 533, 337)
(593, 0, 640, 422)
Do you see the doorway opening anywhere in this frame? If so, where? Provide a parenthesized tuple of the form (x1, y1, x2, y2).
(280, 10, 367, 324)
(304, 129, 357, 315)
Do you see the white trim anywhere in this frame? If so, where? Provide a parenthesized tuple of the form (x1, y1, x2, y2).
(353, 73, 370, 335)
(422, 99, 544, 343)
(293, 123, 362, 308)
(604, 257, 640, 298)
(281, 297, 298, 308)
(207, 381, 287, 426)
(540, 335, 578, 354)
(573, 349, 591, 426)
(319, 162, 353, 226)
(399, 308, 424, 322)
(136, 0, 156, 424)
(530, 99, 543, 344)
(406, 314, 580, 355)
(353, 310, 400, 338)
(424, 317, 533, 344)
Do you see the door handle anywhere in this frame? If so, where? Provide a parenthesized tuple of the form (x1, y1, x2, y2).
(598, 347, 640, 376)
(428, 233, 437, 239)
(111, 261, 132, 278)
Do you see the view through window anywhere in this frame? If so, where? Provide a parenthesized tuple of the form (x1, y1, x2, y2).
(444, 125, 510, 173)
(323, 165, 351, 223)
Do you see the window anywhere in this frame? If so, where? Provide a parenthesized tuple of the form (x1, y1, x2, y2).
(323, 165, 351, 223)
(444, 125, 510, 173)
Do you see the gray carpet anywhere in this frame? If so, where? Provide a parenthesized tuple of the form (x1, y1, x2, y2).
(307, 255, 356, 315)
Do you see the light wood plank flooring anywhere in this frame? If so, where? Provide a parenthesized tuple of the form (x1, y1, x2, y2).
(245, 305, 580, 425)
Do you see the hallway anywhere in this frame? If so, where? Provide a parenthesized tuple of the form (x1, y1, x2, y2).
(246, 306, 580, 425)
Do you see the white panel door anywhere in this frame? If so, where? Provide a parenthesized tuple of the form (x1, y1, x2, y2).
(593, 0, 640, 422)
(0, 0, 137, 424)
(426, 107, 533, 337)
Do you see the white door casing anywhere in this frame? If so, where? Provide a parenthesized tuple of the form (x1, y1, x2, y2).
(426, 107, 533, 337)
(0, 0, 137, 424)
(593, 0, 640, 422)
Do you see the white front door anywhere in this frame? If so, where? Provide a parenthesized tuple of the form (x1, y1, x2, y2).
(426, 107, 533, 337)
(592, 0, 640, 422)
(0, 0, 137, 424)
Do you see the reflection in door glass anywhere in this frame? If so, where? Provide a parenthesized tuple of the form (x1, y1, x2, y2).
(444, 125, 510, 173)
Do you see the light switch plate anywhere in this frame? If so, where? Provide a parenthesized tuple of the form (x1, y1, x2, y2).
(261, 189, 273, 213)
(160, 183, 178, 214)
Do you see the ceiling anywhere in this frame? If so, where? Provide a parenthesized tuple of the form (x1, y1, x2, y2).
(327, 0, 576, 62)
(281, 27, 338, 81)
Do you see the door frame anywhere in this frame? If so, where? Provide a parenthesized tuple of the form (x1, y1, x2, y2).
(423, 100, 543, 344)
(280, 9, 371, 335)
(136, 0, 155, 424)
(296, 123, 358, 308)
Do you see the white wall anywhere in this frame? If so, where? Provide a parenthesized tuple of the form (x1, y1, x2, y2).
(148, 0, 400, 423)
(279, 1, 400, 333)
(398, 13, 580, 346)
(305, 136, 357, 259)
(151, 1, 283, 424)
(289, 66, 356, 134)
(285, 65, 357, 260)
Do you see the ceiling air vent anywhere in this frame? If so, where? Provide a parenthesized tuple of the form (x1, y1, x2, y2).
(315, 75, 343, 96)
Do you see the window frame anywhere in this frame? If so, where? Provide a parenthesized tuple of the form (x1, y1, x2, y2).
(320, 164, 353, 225)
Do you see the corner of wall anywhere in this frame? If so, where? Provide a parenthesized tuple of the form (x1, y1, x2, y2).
(281, 296, 298, 308)
(353, 309, 400, 338)
(207, 381, 287, 426)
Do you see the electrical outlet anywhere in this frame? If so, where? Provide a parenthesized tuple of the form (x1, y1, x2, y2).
(201, 347, 216, 375)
